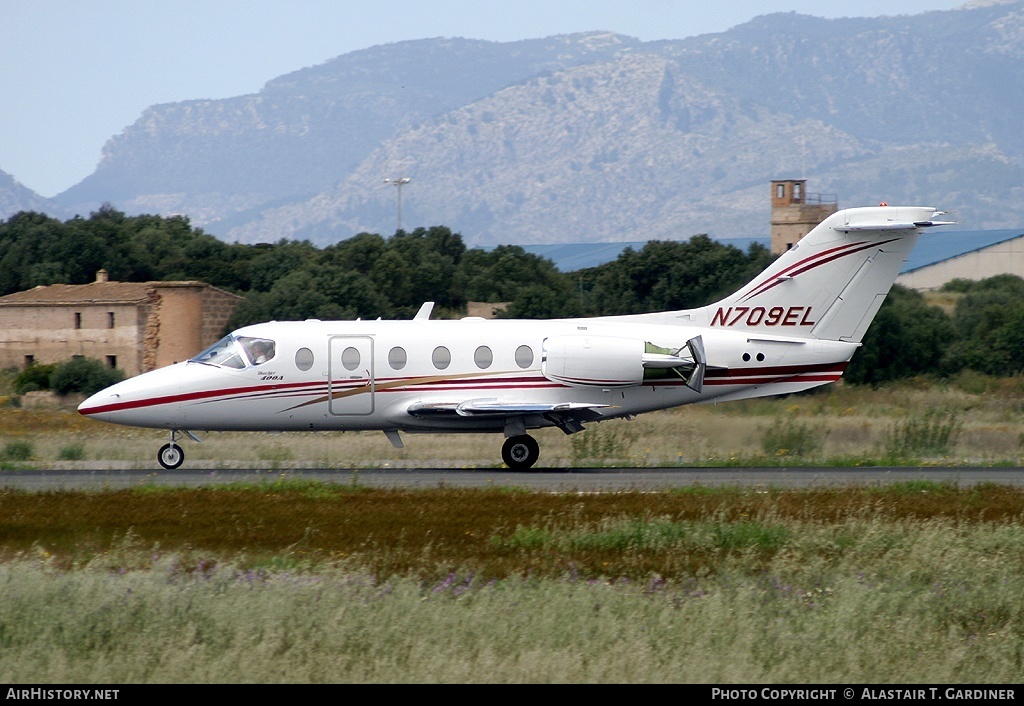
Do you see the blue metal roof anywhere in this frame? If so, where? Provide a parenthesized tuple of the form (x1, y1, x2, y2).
(900, 229, 1024, 274)
(518, 237, 770, 272)
(512, 230, 1024, 275)
(518, 242, 646, 271)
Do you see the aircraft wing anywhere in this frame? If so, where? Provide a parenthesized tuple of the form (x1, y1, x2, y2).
(408, 398, 609, 417)
(407, 398, 610, 434)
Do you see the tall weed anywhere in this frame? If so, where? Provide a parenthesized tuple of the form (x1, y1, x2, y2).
(569, 423, 638, 464)
(760, 417, 827, 457)
(885, 409, 962, 457)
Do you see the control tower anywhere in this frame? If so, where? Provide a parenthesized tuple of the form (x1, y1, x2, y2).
(770, 179, 838, 254)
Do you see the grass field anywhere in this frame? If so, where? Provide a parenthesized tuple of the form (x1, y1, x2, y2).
(2, 376, 1023, 683)
(1, 481, 1023, 682)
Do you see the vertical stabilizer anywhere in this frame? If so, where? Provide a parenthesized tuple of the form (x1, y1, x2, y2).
(697, 206, 951, 343)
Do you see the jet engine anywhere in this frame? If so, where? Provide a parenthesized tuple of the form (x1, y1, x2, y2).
(542, 335, 705, 391)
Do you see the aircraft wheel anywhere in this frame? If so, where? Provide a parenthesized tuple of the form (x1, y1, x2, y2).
(158, 443, 184, 470)
(502, 434, 540, 470)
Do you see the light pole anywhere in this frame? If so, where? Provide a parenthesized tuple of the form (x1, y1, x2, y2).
(383, 177, 410, 232)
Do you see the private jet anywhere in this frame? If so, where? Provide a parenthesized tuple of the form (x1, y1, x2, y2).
(78, 205, 952, 469)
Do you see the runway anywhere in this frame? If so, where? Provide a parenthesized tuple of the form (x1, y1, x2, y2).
(0, 465, 1021, 491)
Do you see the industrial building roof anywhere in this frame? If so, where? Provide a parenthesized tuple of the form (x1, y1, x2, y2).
(517, 230, 1024, 275)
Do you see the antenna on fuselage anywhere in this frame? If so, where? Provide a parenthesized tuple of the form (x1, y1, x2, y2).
(414, 302, 435, 320)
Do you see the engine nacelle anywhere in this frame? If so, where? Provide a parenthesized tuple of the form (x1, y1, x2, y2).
(542, 336, 646, 388)
(542, 334, 706, 391)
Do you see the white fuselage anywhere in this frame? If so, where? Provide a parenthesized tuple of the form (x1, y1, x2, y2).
(78, 316, 856, 434)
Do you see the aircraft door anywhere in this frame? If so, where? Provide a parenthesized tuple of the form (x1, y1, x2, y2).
(328, 335, 375, 415)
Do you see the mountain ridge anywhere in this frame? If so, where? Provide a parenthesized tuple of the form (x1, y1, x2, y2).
(3, 4, 1023, 245)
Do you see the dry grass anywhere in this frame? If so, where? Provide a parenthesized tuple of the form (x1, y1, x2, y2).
(3, 376, 1024, 468)
(5, 376, 1024, 683)
(3, 482, 1022, 580)
(2, 483, 1024, 682)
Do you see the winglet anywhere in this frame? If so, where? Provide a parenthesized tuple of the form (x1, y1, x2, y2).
(414, 302, 435, 320)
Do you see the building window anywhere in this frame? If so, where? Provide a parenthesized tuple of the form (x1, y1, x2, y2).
(776, 184, 785, 199)
(107, 311, 115, 328)
(106, 355, 117, 369)
(24, 355, 34, 368)
(793, 182, 803, 202)
(74, 312, 82, 329)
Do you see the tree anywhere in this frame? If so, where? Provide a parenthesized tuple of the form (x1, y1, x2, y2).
(942, 275, 1024, 376)
(580, 236, 776, 315)
(50, 358, 125, 396)
(844, 285, 953, 385)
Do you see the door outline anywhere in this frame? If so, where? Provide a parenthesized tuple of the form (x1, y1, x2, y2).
(328, 335, 375, 415)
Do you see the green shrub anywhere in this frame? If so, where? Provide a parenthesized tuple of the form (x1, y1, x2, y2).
(13, 363, 56, 394)
(50, 358, 124, 396)
(2, 440, 34, 461)
(58, 444, 86, 461)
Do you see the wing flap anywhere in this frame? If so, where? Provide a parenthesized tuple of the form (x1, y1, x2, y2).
(407, 398, 610, 417)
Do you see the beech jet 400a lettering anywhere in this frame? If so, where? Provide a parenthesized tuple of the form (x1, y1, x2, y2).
(79, 206, 952, 469)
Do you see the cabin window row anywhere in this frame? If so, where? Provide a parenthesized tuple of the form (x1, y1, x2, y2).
(296, 344, 536, 372)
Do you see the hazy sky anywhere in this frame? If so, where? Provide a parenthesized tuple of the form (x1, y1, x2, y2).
(1, 0, 970, 197)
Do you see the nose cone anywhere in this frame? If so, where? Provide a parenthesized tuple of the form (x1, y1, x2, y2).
(78, 364, 188, 428)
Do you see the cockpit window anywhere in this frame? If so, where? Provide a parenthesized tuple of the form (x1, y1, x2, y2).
(190, 335, 277, 369)
(238, 337, 276, 366)
(190, 335, 245, 369)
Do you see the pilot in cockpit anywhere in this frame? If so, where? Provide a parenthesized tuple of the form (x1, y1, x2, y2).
(242, 338, 275, 366)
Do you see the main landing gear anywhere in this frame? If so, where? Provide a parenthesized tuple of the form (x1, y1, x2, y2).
(501, 434, 540, 470)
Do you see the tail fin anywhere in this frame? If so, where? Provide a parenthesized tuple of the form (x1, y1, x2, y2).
(699, 206, 952, 343)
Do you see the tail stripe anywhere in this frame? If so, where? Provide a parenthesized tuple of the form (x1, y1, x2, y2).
(742, 241, 866, 295)
(739, 238, 897, 302)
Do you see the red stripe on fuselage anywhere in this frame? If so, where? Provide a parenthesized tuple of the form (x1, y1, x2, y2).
(78, 379, 329, 416)
(80, 363, 848, 417)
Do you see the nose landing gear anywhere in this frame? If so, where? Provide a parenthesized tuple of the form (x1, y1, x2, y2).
(501, 434, 540, 470)
(156, 430, 201, 470)
(158, 441, 184, 470)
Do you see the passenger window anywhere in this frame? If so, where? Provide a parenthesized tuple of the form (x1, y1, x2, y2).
(432, 346, 451, 370)
(341, 346, 361, 371)
(388, 347, 407, 370)
(515, 345, 534, 368)
(474, 345, 493, 369)
(295, 348, 314, 371)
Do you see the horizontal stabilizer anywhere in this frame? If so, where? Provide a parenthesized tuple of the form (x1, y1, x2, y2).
(835, 211, 955, 233)
(836, 222, 954, 232)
